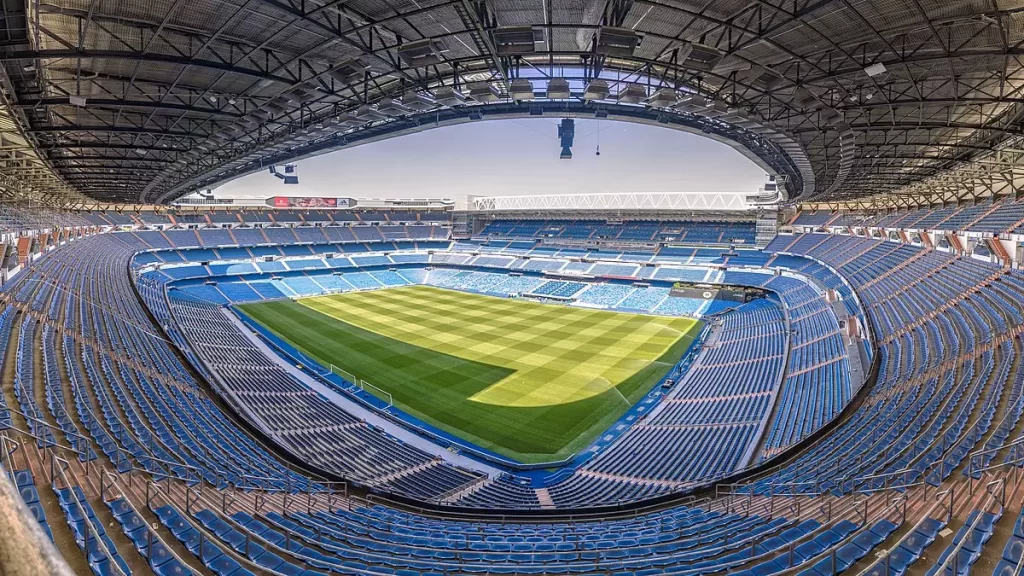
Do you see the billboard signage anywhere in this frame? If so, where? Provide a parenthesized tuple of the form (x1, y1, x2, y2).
(268, 197, 355, 208)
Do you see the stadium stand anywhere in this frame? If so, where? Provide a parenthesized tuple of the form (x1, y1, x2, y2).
(549, 299, 787, 505)
(791, 211, 837, 227)
(479, 219, 757, 244)
(790, 195, 1024, 237)
(123, 225, 858, 501)
(2, 211, 1024, 576)
(9, 0, 1024, 570)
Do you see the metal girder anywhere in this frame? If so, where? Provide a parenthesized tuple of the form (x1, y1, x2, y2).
(28, 125, 201, 138)
(50, 154, 176, 163)
(0, 50, 296, 84)
(793, 123, 1024, 138)
(38, 145, 188, 154)
(0, 0, 1021, 206)
(456, 0, 510, 89)
(251, 0, 423, 87)
(15, 99, 245, 118)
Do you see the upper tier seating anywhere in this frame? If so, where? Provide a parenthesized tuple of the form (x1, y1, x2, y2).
(479, 219, 756, 244)
(791, 198, 1024, 236)
(791, 211, 837, 227)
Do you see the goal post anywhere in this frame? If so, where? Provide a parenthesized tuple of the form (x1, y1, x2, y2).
(324, 365, 393, 409)
(327, 364, 357, 384)
(360, 380, 394, 410)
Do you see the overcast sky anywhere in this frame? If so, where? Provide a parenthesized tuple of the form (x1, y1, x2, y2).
(213, 119, 768, 206)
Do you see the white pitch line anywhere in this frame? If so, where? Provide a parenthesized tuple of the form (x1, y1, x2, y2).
(658, 325, 685, 336)
(613, 385, 632, 407)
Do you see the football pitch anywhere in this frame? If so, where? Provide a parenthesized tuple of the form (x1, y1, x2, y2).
(237, 284, 702, 463)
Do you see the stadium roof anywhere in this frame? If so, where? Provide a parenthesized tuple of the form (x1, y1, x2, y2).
(0, 0, 1020, 208)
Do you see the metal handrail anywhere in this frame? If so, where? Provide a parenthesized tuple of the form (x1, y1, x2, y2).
(0, 437, 75, 575)
(855, 486, 957, 576)
(967, 433, 1024, 479)
(3, 416, 203, 489)
(249, 486, 909, 575)
(96, 470, 207, 575)
(929, 478, 1004, 576)
(19, 231, 1014, 525)
(142, 479, 300, 576)
(47, 452, 129, 576)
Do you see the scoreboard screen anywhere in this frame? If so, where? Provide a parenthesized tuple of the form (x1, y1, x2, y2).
(670, 282, 760, 303)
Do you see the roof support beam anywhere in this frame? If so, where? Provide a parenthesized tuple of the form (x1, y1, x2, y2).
(14, 98, 245, 118)
(0, 50, 295, 85)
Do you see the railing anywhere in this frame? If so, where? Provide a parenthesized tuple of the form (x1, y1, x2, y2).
(0, 437, 75, 575)
(968, 435, 1024, 484)
(97, 469, 201, 573)
(855, 486, 957, 576)
(18, 232, 880, 514)
(4, 404, 1024, 576)
(932, 478, 1006, 576)
(774, 495, 908, 576)
(47, 451, 129, 576)
(0, 425, 345, 573)
(717, 326, 1024, 500)
(223, 472, 913, 575)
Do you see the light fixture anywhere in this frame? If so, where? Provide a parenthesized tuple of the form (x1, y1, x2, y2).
(595, 27, 640, 57)
(546, 78, 571, 99)
(376, 98, 412, 116)
(468, 82, 499, 102)
(401, 92, 438, 111)
(643, 88, 678, 108)
(674, 42, 694, 61)
(286, 89, 315, 104)
(673, 94, 707, 113)
(328, 59, 368, 85)
(864, 62, 887, 77)
(332, 114, 363, 128)
(509, 79, 535, 100)
(493, 26, 544, 55)
(721, 107, 750, 123)
(433, 86, 467, 106)
(397, 39, 449, 67)
(355, 105, 388, 121)
(695, 100, 728, 118)
(582, 80, 610, 101)
(616, 83, 647, 104)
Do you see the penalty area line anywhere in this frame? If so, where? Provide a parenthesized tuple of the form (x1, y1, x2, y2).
(613, 386, 631, 407)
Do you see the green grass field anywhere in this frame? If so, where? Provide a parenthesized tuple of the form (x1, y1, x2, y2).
(238, 285, 702, 463)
